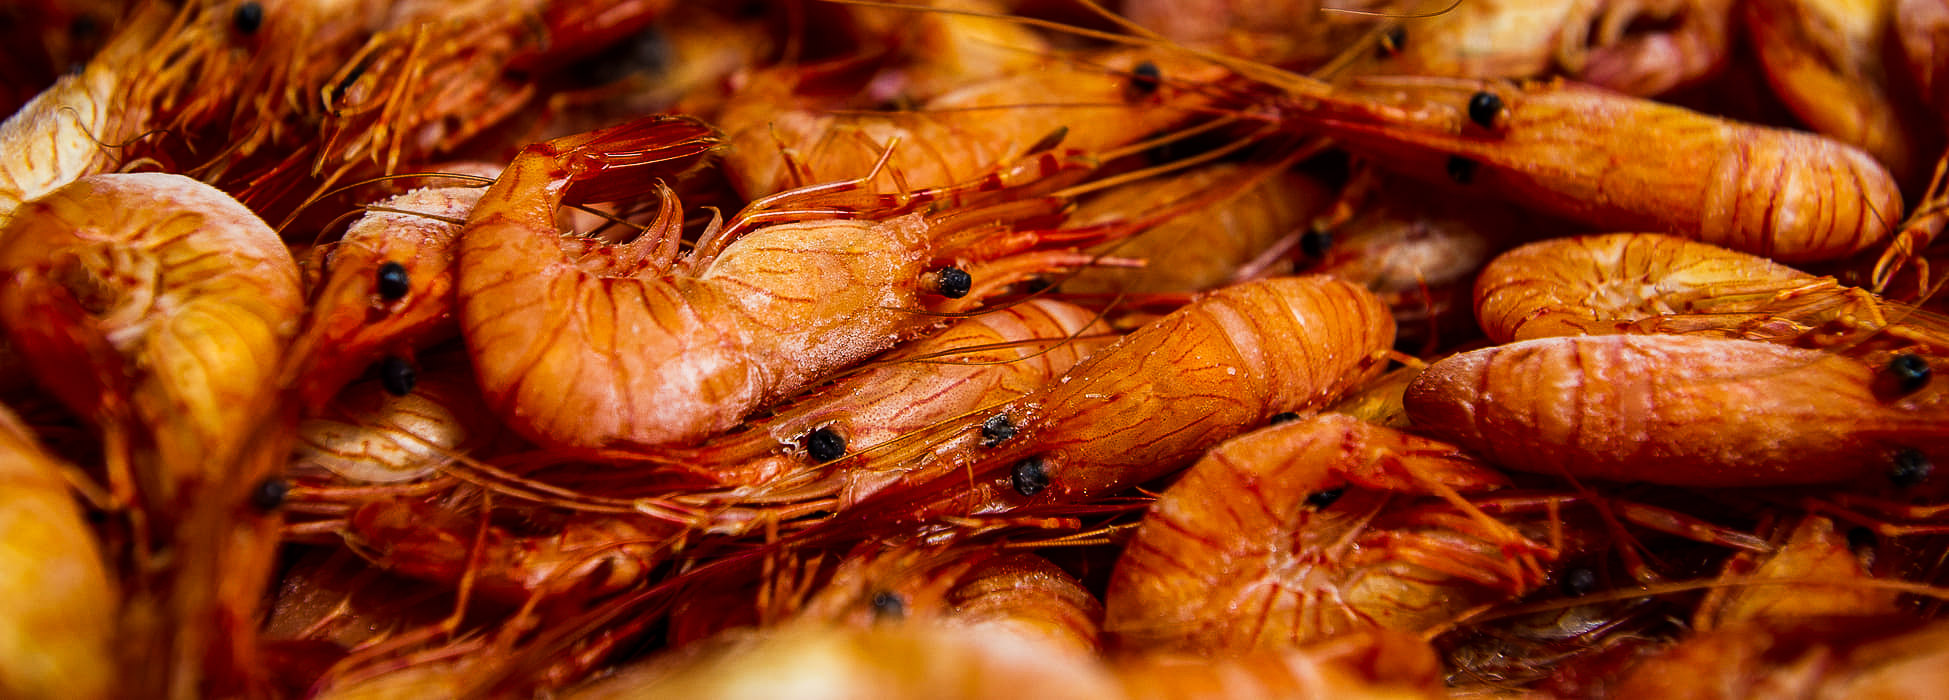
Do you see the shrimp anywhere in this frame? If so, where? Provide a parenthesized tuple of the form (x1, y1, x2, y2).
(292, 357, 501, 485)
(1472, 233, 1949, 367)
(1744, 0, 1933, 182)
(788, 541, 1105, 657)
(716, 47, 1228, 201)
(829, 275, 1396, 521)
(0, 404, 116, 700)
(1691, 515, 1901, 630)
(457, 113, 1135, 449)
(1058, 163, 1335, 295)
(1403, 334, 1949, 487)
(1240, 74, 1903, 262)
(1377, 0, 1736, 97)
(1897, 0, 1949, 120)
(1474, 233, 1818, 343)
(0, 0, 168, 226)
(285, 178, 490, 410)
(1118, 0, 1389, 68)
(1102, 412, 1550, 653)
(552, 298, 1114, 510)
(0, 171, 305, 698)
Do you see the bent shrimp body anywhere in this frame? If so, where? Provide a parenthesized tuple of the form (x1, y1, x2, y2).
(459, 115, 1102, 449)
(1103, 413, 1545, 653)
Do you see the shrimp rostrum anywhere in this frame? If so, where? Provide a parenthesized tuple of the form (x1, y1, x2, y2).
(457, 114, 1125, 449)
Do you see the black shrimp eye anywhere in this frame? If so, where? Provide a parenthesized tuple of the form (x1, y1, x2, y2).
(1011, 457, 1050, 497)
(1446, 156, 1478, 184)
(1880, 353, 1933, 398)
(1846, 526, 1877, 550)
(980, 414, 1018, 447)
(1303, 487, 1344, 509)
(1268, 411, 1301, 425)
(1466, 91, 1504, 130)
(869, 590, 906, 621)
(250, 477, 289, 511)
(804, 426, 846, 463)
(375, 261, 411, 301)
(377, 355, 416, 396)
(233, 1, 264, 35)
(1298, 227, 1333, 258)
(1126, 60, 1162, 99)
(1375, 25, 1407, 57)
(1889, 448, 1933, 487)
(1560, 567, 1598, 597)
(931, 266, 972, 299)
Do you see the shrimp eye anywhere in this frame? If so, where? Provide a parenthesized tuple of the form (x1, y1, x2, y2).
(250, 477, 290, 511)
(1303, 487, 1344, 509)
(1268, 411, 1301, 425)
(377, 356, 417, 396)
(1125, 61, 1162, 100)
(375, 261, 411, 301)
(931, 266, 973, 299)
(980, 414, 1018, 447)
(1299, 227, 1333, 258)
(1878, 353, 1932, 398)
(1846, 526, 1877, 550)
(1446, 156, 1477, 184)
(1375, 25, 1407, 58)
(1559, 567, 1597, 597)
(1011, 457, 1050, 496)
(1466, 91, 1504, 130)
(805, 426, 846, 462)
(1889, 448, 1933, 487)
(869, 590, 906, 621)
(233, 2, 264, 35)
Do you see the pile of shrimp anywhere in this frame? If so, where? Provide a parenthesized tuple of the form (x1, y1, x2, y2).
(5, 0, 1949, 697)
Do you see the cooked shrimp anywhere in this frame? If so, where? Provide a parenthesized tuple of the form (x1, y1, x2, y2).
(1744, 0, 1931, 181)
(1692, 515, 1901, 630)
(1245, 75, 1903, 262)
(457, 114, 1141, 449)
(1403, 334, 1949, 487)
(1116, 629, 1446, 700)
(827, 275, 1394, 525)
(1606, 616, 1949, 699)
(292, 357, 500, 485)
(716, 47, 1227, 200)
(1103, 412, 1549, 653)
(0, 405, 116, 700)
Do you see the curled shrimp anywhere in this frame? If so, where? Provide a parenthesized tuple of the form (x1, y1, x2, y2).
(1243, 74, 1903, 262)
(458, 114, 1134, 449)
(0, 171, 305, 696)
(0, 0, 169, 225)
(1403, 334, 1949, 487)
(1744, 0, 1932, 182)
(0, 405, 116, 700)
(1472, 233, 1949, 367)
(1102, 412, 1549, 653)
